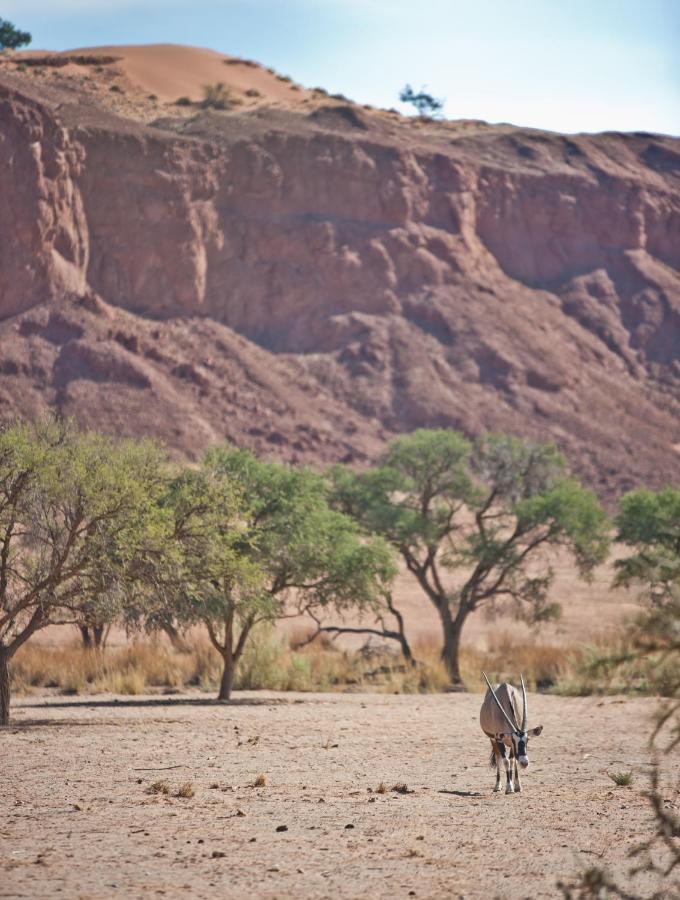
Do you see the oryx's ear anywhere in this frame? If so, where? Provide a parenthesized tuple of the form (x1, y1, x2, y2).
(529, 725, 543, 737)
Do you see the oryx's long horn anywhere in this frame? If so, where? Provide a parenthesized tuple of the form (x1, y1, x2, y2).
(520, 673, 528, 731)
(482, 672, 518, 733)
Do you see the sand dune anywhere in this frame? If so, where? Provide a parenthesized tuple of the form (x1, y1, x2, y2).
(22, 43, 313, 105)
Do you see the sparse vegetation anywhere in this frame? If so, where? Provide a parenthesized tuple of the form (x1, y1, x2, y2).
(392, 782, 413, 794)
(609, 771, 634, 787)
(201, 82, 237, 110)
(251, 773, 267, 787)
(223, 57, 258, 68)
(147, 779, 170, 795)
(175, 782, 195, 798)
(175, 96, 193, 106)
(10, 628, 657, 700)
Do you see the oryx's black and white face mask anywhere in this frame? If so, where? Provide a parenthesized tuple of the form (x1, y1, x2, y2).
(494, 725, 544, 768)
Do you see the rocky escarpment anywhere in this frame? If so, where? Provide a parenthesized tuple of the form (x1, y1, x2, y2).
(0, 63, 678, 497)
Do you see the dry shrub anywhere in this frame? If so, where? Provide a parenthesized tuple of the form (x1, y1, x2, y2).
(147, 780, 170, 795)
(201, 82, 240, 110)
(556, 636, 679, 697)
(251, 774, 266, 787)
(460, 631, 580, 691)
(175, 782, 195, 799)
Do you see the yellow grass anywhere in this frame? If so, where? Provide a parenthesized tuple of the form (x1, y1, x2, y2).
(9, 625, 672, 697)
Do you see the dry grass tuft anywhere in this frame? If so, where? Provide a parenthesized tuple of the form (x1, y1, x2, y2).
(391, 783, 414, 794)
(175, 782, 195, 799)
(251, 773, 267, 788)
(376, 782, 387, 794)
(147, 780, 170, 795)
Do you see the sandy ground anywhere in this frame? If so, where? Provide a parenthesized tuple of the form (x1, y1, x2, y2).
(2, 691, 671, 900)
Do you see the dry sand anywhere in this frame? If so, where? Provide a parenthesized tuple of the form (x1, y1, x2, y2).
(15, 43, 315, 113)
(2, 690, 670, 899)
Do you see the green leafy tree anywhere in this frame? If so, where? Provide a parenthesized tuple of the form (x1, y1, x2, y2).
(153, 447, 395, 701)
(331, 430, 609, 686)
(0, 420, 167, 724)
(0, 19, 31, 52)
(614, 487, 680, 607)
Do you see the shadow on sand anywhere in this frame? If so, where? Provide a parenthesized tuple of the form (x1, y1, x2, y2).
(438, 789, 483, 798)
(14, 695, 289, 710)
(3, 695, 291, 727)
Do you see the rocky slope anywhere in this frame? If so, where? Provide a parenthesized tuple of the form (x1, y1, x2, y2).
(0, 47, 678, 496)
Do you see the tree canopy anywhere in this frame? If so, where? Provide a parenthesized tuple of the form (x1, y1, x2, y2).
(147, 446, 395, 699)
(0, 419, 166, 723)
(0, 19, 31, 52)
(399, 83, 444, 118)
(614, 487, 680, 605)
(331, 429, 609, 684)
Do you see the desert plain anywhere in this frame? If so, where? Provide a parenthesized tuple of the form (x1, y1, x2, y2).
(2, 689, 670, 900)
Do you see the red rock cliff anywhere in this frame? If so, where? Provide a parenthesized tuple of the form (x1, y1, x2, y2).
(0, 56, 678, 497)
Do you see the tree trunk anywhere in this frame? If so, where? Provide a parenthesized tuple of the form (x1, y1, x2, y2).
(92, 624, 105, 649)
(218, 654, 235, 701)
(398, 633, 417, 668)
(0, 648, 10, 726)
(439, 605, 468, 688)
(79, 625, 92, 648)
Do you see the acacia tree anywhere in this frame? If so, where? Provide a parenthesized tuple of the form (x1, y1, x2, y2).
(614, 487, 680, 607)
(331, 430, 609, 686)
(154, 447, 395, 701)
(0, 19, 31, 52)
(0, 420, 166, 724)
(399, 83, 444, 117)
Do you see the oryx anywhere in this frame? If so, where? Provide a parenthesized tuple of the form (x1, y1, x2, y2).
(479, 673, 543, 794)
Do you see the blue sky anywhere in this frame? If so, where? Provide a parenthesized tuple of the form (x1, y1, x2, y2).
(4, 0, 679, 134)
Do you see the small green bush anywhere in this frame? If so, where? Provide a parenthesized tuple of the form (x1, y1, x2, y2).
(609, 771, 634, 787)
(201, 82, 233, 110)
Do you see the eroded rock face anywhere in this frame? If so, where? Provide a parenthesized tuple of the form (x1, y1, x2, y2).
(0, 69, 678, 498)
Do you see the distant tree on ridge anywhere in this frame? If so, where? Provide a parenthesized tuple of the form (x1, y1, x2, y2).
(0, 18, 32, 52)
(399, 83, 444, 118)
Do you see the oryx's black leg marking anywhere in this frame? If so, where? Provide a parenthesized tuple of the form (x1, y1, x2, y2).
(492, 740, 502, 792)
(496, 740, 513, 794)
(514, 758, 521, 792)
